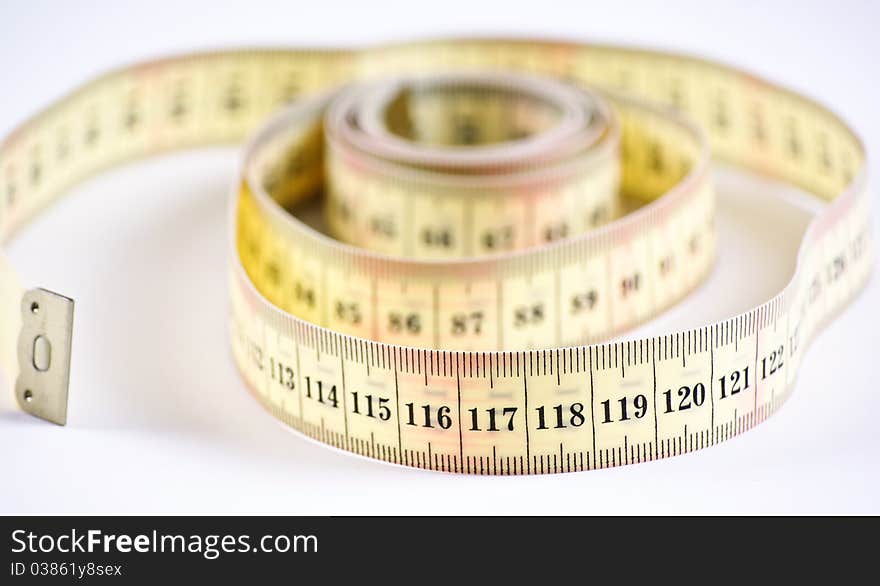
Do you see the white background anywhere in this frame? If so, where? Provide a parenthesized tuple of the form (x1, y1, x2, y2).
(1, 0, 878, 514)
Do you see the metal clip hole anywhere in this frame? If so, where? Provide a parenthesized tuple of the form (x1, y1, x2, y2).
(33, 335, 51, 371)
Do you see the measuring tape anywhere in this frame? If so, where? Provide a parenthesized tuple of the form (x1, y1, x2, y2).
(0, 39, 872, 474)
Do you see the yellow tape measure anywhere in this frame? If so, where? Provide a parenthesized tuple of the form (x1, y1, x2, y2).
(0, 39, 872, 474)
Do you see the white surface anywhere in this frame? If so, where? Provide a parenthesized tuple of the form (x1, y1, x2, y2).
(1, 0, 878, 514)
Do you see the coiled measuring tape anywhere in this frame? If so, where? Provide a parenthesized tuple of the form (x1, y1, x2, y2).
(0, 39, 871, 474)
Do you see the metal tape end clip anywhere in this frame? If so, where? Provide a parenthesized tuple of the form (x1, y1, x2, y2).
(15, 288, 74, 425)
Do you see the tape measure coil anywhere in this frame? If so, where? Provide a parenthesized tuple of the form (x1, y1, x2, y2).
(0, 40, 871, 475)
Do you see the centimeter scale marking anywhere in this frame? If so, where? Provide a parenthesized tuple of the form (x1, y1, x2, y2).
(237, 295, 829, 474)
